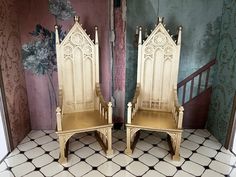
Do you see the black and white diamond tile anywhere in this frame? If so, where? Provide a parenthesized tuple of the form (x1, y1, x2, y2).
(0, 129, 236, 177)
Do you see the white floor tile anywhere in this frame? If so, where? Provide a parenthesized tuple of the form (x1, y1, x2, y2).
(181, 161, 205, 176)
(62, 154, 80, 167)
(75, 147, 95, 158)
(144, 135, 161, 145)
(181, 140, 199, 151)
(86, 153, 107, 167)
(98, 161, 120, 176)
(154, 161, 177, 176)
(136, 141, 153, 151)
(209, 160, 232, 175)
(0, 161, 7, 172)
(203, 140, 222, 150)
(187, 134, 205, 144)
(202, 169, 225, 177)
(189, 153, 211, 166)
(197, 146, 217, 157)
(69, 161, 92, 176)
(180, 147, 192, 158)
(139, 154, 159, 166)
(12, 162, 35, 176)
(83, 170, 105, 177)
(24, 171, 44, 177)
(17, 141, 38, 152)
(143, 170, 165, 177)
(112, 154, 133, 167)
(130, 148, 144, 158)
(89, 141, 102, 151)
(126, 161, 149, 176)
(69, 141, 84, 152)
(80, 135, 97, 145)
(215, 152, 236, 165)
(41, 141, 59, 151)
(0, 170, 14, 177)
(24, 147, 45, 159)
(35, 135, 53, 145)
(230, 168, 236, 177)
(7, 148, 20, 158)
(40, 162, 63, 176)
(49, 148, 60, 159)
(194, 129, 211, 138)
(32, 154, 53, 168)
(113, 141, 126, 151)
(53, 171, 74, 177)
(113, 170, 136, 177)
(164, 154, 185, 167)
(174, 170, 194, 177)
(158, 141, 170, 151)
(5, 154, 27, 167)
(148, 146, 169, 158)
(28, 131, 45, 139)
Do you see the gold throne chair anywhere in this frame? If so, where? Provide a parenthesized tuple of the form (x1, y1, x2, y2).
(55, 16, 113, 164)
(125, 17, 184, 160)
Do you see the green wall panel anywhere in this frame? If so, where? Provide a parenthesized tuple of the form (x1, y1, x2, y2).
(125, 0, 223, 119)
(207, 0, 236, 145)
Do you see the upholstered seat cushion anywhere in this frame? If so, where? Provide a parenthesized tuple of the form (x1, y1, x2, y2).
(62, 111, 108, 131)
(131, 110, 177, 130)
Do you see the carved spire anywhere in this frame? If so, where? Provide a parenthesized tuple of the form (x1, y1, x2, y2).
(138, 26, 142, 45)
(55, 25, 60, 45)
(95, 26, 99, 44)
(158, 17, 164, 24)
(74, 16, 79, 23)
(177, 26, 182, 45)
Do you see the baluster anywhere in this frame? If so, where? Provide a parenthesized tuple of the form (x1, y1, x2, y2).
(205, 68, 210, 90)
(182, 84, 186, 105)
(198, 73, 202, 95)
(190, 79, 194, 99)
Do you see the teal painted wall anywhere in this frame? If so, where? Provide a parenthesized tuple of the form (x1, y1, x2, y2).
(207, 0, 236, 145)
(125, 0, 223, 119)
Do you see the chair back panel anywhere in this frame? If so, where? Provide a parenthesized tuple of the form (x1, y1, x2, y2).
(57, 23, 96, 113)
(139, 23, 181, 111)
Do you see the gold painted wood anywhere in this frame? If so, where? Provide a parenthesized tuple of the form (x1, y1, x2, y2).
(125, 17, 183, 161)
(55, 16, 113, 164)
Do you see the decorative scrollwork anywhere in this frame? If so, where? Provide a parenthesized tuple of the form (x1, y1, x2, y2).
(130, 128, 140, 140)
(97, 128, 108, 139)
(153, 32, 167, 46)
(71, 32, 84, 45)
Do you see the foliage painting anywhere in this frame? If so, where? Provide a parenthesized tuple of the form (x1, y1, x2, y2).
(22, 0, 75, 128)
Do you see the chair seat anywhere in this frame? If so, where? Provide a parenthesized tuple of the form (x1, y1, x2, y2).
(131, 110, 177, 130)
(62, 111, 108, 131)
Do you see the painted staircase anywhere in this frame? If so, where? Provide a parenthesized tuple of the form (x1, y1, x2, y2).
(177, 59, 216, 128)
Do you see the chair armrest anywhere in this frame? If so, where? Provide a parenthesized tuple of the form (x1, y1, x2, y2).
(127, 84, 140, 124)
(96, 83, 112, 124)
(173, 89, 184, 128)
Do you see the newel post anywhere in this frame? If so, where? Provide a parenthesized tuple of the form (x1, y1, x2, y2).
(56, 107, 62, 131)
(127, 102, 132, 124)
(178, 106, 184, 128)
(95, 26, 99, 83)
(137, 27, 142, 83)
(108, 102, 112, 124)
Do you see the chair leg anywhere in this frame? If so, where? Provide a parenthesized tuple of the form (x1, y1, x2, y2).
(172, 133, 181, 161)
(106, 127, 113, 155)
(58, 135, 67, 164)
(125, 127, 132, 155)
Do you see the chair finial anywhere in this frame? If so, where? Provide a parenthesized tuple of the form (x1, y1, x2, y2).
(158, 17, 164, 24)
(74, 16, 79, 23)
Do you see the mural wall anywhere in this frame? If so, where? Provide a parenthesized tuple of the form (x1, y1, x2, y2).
(207, 0, 236, 145)
(125, 0, 223, 120)
(17, 0, 111, 129)
(0, 0, 30, 147)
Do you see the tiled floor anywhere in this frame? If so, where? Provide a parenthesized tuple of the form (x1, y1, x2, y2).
(0, 129, 236, 177)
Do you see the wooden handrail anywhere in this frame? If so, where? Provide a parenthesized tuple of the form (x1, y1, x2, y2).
(177, 59, 216, 88)
(177, 59, 216, 105)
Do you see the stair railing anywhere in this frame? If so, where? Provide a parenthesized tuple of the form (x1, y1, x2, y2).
(177, 59, 216, 105)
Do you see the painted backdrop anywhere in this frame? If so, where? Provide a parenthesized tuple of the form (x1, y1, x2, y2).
(0, 0, 30, 147)
(17, 0, 111, 129)
(125, 0, 223, 120)
(207, 0, 236, 145)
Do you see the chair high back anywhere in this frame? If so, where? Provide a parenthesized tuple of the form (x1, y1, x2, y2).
(55, 17, 99, 113)
(137, 17, 182, 112)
